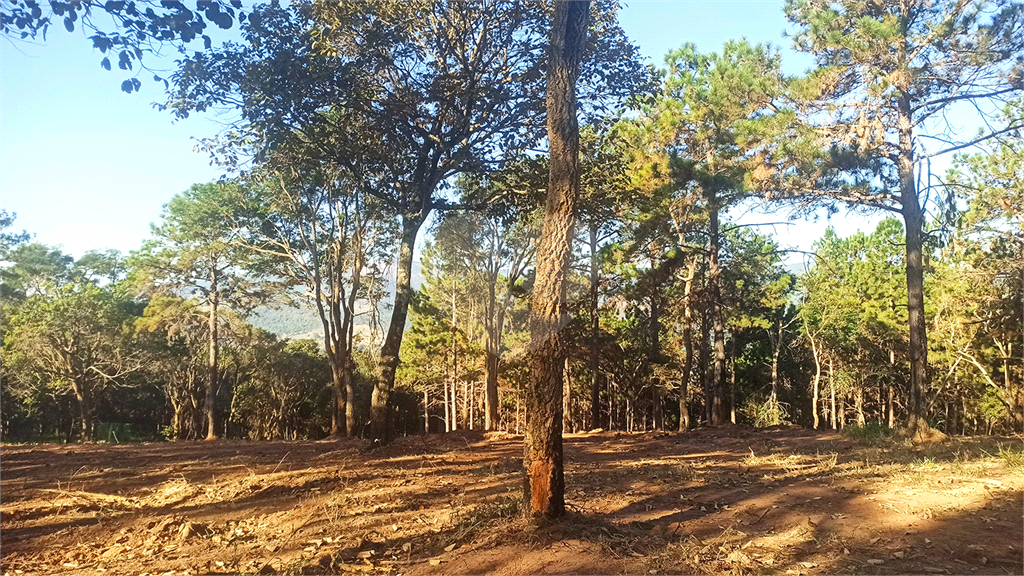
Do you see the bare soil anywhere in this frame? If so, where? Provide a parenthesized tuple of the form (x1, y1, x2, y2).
(2, 427, 1021, 575)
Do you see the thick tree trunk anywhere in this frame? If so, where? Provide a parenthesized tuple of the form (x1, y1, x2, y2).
(73, 381, 93, 442)
(898, 93, 930, 436)
(371, 218, 422, 444)
(205, 277, 219, 441)
(589, 225, 601, 431)
(344, 355, 356, 437)
(330, 359, 345, 437)
(524, 0, 589, 520)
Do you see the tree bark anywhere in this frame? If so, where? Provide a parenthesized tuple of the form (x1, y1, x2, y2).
(371, 217, 422, 444)
(729, 336, 737, 425)
(829, 358, 837, 430)
(709, 203, 725, 425)
(809, 331, 821, 429)
(589, 224, 601, 430)
(679, 257, 696, 432)
(897, 91, 930, 436)
(524, 0, 588, 520)
(205, 272, 219, 441)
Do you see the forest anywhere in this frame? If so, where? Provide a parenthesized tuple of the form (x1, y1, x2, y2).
(2, 1, 1022, 573)
(3, 0, 1020, 446)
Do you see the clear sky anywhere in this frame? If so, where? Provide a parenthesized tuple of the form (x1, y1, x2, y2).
(1, 1, 886, 261)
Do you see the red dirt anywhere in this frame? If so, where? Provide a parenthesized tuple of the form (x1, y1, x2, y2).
(1, 427, 1021, 575)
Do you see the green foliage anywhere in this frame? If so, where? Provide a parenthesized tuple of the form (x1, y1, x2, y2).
(844, 422, 894, 442)
(740, 392, 790, 428)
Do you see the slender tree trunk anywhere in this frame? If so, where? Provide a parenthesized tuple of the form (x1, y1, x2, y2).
(829, 359, 837, 430)
(679, 258, 696, 432)
(485, 332, 500, 431)
(898, 91, 930, 436)
(709, 203, 725, 425)
(809, 332, 821, 430)
(423, 388, 430, 435)
(524, 0, 589, 519)
(589, 224, 601, 431)
(771, 320, 782, 406)
(205, 276, 219, 441)
(563, 358, 572, 433)
(444, 380, 451, 432)
(728, 337, 737, 424)
(855, 382, 866, 426)
(372, 217, 424, 444)
(700, 303, 711, 425)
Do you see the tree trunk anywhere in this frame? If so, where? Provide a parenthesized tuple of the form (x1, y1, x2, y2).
(524, 0, 589, 519)
(589, 224, 601, 431)
(205, 275, 219, 441)
(709, 203, 725, 425)
(330, 360, 345, 437)
(700, 303, 711, 425)
(898, 91, 930, 436)
(563, 357, 572, 433)
(729, 336, 737, 424)
(809, 331, 821, 429)
(444, 379, 451, 432)
(485, 336, 500, 431)
(73, 380, 93, 442)
(344, 355, 356, 437)
(679, 258, 696, 432)
(372, 218, 422, 444)
(829, 359, 837, 430)
(423, 388, 430, 435)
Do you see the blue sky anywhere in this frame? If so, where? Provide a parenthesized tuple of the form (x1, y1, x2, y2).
(1, 1, 881, 261)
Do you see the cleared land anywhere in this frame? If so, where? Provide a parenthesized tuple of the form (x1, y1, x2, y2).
(1, 427, 1021, 575)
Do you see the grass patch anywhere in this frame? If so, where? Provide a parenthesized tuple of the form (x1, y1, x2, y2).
(843, 422, 894, 442)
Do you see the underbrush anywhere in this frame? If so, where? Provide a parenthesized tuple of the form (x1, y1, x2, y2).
(843, 422, 894, 442)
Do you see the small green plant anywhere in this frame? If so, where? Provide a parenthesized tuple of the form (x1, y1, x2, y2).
(996, 445, 1023, 471)
(740, 393, 790, 428)
(844, 422, 892, 442)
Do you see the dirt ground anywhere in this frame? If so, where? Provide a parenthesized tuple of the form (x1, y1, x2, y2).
(1, 426, 1021, 575)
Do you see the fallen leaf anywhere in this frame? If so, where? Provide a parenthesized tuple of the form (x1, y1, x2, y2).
(867, 559, 884, 565)
(429, 559, 442, 566)
(869, 537, 880, 545)
(444, 544, 457, 552)
(356, 550, 375, 559)
(894, 551, 905, 559)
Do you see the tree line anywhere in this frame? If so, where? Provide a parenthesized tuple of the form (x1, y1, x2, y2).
(2, 0, 1021, 518)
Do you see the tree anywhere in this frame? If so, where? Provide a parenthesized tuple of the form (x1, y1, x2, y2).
(229, 162, 394, 438)
(524, 0, 590, 519)
(165, 0, 645, 444)
(130, 182, 257, 440)
(430, 199, 539, 432)
(634, 39, 792, 424)
(4, 281, 142, 441)
(1, 0, 245, 93)
(785, 0, 1024, 435)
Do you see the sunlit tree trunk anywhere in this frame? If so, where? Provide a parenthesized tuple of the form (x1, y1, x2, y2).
(679, 257, 696, 432)
(589, 224, 601, 430)
(524, 0, 589, 519)
(205, 271, 219, 441)
(372, 216, 424, 444)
